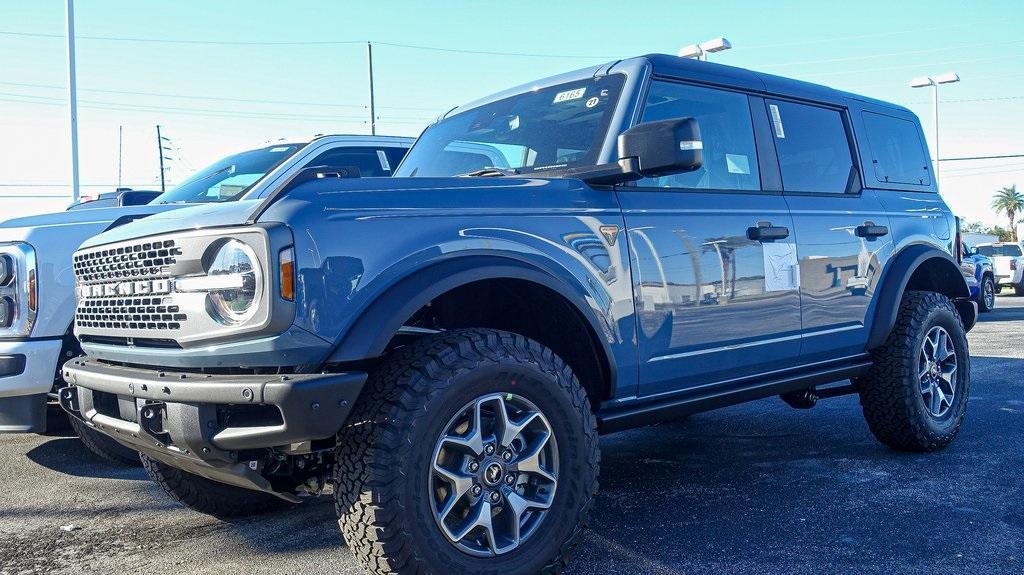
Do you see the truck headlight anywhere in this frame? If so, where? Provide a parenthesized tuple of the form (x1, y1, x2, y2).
(206, 239, 262, 326)
(0, 243, 37, 338)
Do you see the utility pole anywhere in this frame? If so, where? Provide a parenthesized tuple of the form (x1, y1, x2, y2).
(117, 125, 123, 190)
(367, 41, 376, 135)
(156, 125, 166, 192)
(66, 0, 80, 203)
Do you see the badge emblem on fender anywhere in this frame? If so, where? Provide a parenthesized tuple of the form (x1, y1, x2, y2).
(599, 225, 620, 246)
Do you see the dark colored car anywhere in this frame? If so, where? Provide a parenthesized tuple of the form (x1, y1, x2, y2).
(61, 55, 974, 574)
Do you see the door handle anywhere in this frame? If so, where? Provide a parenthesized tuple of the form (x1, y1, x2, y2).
(855, 222, 889, 239)
(747, 223, 790, 241)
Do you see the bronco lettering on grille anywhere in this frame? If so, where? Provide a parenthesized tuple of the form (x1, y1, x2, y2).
(77, 278, 172, 300)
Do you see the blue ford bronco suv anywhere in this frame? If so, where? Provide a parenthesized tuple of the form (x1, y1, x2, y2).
(60, 54, 974, 574)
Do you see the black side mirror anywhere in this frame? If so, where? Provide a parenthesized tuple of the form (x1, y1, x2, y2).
(117, 190, 162, 206)
(280, 165, 362, 194)
(617, 117, 703, 178)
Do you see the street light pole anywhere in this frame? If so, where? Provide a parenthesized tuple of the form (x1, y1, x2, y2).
(366, 41, 376, 136)
(65, 0, 80, 203)
(910, 72, 959, 190)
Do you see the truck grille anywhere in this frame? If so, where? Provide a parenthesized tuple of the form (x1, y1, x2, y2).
(72, 239, 180, 283)
(74, 239, 188, 334)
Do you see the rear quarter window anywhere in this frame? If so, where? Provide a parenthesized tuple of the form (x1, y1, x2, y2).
(862, 111, 931, 186)
(978, 244, 1022, 257)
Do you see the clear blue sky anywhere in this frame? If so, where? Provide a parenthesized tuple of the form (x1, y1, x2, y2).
(1, 0, 1022, 223)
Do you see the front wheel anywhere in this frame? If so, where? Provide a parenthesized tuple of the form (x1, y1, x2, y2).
(69, 416, 141, 466)
(978, 275, 996, 312)
(858, 291, 970, 451)
(335, 329, 599, 575)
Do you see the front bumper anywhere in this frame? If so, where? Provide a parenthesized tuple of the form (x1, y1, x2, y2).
(0, 338, 63, 432)
(60, 357, 366, 498)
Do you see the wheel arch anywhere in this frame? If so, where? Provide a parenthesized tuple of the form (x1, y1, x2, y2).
(325, 255, 618, 405)
(866, 244, 974, 349)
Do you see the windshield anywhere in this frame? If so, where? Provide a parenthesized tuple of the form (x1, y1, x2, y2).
(978, 244, 1023, 257)
(395, 75, 626, 177)
(154, 143, 303, 204)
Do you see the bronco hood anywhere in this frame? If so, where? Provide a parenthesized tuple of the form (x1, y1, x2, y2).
(80, 200, 264, 249)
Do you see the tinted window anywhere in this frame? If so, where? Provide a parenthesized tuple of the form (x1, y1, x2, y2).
(863, 112, 931, 185)
(307, 146, 408, 177)
(638, 82, 760, 191)
(978, 244, 1022, 257)
(155, 144, 302, 204)
(395, 75, 625, 177)
(768, 100, 854, 193)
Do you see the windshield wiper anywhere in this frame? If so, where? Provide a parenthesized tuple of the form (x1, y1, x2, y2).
(456, 167, 520, 177)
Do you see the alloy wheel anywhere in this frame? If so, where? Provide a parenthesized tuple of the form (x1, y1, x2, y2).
(429, 392, 558, 557)
(918, 326, 958, 418)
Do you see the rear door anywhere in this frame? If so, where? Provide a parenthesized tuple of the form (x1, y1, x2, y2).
(765, 99, 890, 363)
(619, 80, 802, 397)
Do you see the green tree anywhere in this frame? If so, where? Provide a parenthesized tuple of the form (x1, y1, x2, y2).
(991, 184, 1024, 241)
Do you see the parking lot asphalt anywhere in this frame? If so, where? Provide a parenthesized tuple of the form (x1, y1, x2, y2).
(2, 297, 1023, 575)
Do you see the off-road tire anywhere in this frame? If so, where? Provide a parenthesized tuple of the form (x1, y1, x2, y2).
(68, 416, 141, 466)
(335, 328, 599, 575)
(140, 453, 291, 518)
(978, 274, 996, 312)
(859, 291, 970, 451)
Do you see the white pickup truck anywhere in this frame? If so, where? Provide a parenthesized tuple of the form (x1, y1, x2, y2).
(977, 242, 1024, 295)
(0, 135, 412, 463)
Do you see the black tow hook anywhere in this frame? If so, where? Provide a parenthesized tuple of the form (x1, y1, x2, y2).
(57, 386, 80, 413)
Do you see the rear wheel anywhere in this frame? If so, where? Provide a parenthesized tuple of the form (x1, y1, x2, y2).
(978, 275, 996, 312)
(335, 328, 599, 575)
(68, 416, 141, 466)
(140, 453, 292, 518)
(858, 291, 970, 451)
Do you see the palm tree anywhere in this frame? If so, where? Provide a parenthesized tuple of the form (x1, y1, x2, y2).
(992, 185, 1024, 242)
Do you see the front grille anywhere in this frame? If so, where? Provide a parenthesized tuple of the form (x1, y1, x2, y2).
(72, 239, 180, 283)
(76, 296, 186, 331)
(74, 238, 190, 336)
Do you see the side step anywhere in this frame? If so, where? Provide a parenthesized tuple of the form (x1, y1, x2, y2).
(597, 357, 871, 434)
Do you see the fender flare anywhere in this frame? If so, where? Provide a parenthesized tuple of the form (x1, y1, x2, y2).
(865, 244, 972, 350)
(325, 255, 617, 384)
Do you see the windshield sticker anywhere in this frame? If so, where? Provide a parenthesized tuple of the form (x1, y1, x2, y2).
(376, 150, 391, 171)
(585, 97, 600, 108)
(769, 104, 785, 138)
(726, 153, 751, 175)
(269, 146, 291, 152)
(553, 87, 587, 103)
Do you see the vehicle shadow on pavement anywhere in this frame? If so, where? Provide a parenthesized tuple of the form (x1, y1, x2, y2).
(26, 437, 148, 480)
(569, 355, 1024, 574)
(977, 305, 1024, 322)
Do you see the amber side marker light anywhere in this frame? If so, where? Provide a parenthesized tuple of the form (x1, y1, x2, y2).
(280, 247, 295, 301)
(27, 268, 37, 312)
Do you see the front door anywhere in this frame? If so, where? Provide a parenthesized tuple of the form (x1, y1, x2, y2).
(620, 80, 802, 397)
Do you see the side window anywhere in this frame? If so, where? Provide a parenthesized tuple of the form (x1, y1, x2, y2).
(306, 146, 400, 177)
(767, 100, 854, 193)
(638, 81, 760, 191)
(862, 112, 931, 186)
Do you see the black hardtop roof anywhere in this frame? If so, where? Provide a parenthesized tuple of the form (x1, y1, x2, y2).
(636, 53, 911, 115)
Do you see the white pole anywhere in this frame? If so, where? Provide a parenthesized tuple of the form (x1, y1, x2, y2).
(66, 0, 80, 203)
(366, 41, 376, 136)
(932, 83, 940, 190)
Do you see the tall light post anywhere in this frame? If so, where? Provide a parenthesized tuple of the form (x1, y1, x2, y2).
(678, 37, 732, 61)
(65, 0, 80, 203)
(910, 72, 959, 189)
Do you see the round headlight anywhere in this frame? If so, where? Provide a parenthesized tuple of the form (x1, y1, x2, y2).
(206, 240, 262, 326)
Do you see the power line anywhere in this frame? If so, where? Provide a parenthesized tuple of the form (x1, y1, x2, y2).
(0, 80, 442, 112)
(939, 154, 1024, 162)
(0, 29, 613, 58)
